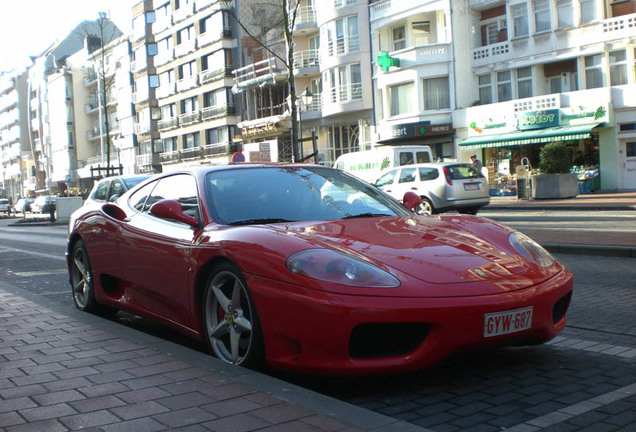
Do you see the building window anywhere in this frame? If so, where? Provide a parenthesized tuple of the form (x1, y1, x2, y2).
(512, 3, 529, 38)
(206, 127, 229, 144)
(389, 82, 414, 116)
(412, 21, 431, 46)
(478, 74, 493, 104)
(328, 63, 361, 103)
(159, 70, 174, 86)
(549, 76, 562, 93)
(162, 137, 177, 153)
(147, 43, 158, 56)
(584, 54, 604, 89)
(485, 19, 507, 45)
(533, 0, 551, 32)
(392, 25, 406, 51)
(334, 0, 356, 7)
(517, 67, 533, 98)
(161, 103, 176, 120)
(177, 25, 194, 44)
(179, 60, 197, 79)
(422, 77, 450, 110)
(149, 75, 160, 88)
(184, 132, 200, 149)
(557, 0, 574, 27)
(334, 15, 359, 55)
(609, 50, 628, 86)
(497, 71, 512, 102)
(626, 141, 636, 158)
(579, 0, 599, 23)
(181, 96, 199, 113)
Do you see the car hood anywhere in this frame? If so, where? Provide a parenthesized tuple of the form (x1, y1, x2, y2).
(278, 215, 547, 291)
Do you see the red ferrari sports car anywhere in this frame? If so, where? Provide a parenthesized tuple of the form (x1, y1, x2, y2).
(67, 164, 572, 375)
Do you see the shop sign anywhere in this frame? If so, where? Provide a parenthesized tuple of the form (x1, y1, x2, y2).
(378, 121, 452, 141)
(559, 105, 608, 125)
(516, 109, 559, 130)
(377, 52, 400, 72)
(241, 123, 279, 139)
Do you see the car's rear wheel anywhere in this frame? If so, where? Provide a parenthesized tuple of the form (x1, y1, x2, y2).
(70, 240, 117, 316)
(415, 197, 434, 215)
(202, 263, 264, 369)
(458, 208, 479, 215)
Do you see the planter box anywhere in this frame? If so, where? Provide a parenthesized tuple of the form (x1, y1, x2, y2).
(531, 173, 579, 199)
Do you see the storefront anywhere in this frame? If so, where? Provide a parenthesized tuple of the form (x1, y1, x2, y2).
(376, 121, 455, 161)
(459, 106, 608, 196)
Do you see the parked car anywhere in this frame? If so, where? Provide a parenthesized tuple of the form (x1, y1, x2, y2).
(85, 174, 151, 205)
(13, 198, 34, 213)
(67, 164, 572, 375)
(0, 198, 10, 214)
(31, 195, 57, 214)
(375, 162, 490, 215)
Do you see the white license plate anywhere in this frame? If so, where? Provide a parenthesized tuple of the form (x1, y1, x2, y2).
(483, 307, 533, 338)
(464, 183, 480, 191)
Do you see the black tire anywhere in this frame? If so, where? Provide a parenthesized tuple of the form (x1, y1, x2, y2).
(458, 208, 479, 215)
(415, 197, 435, 215)
(202, 262, 264, 369)
(70, 240, 117, 316)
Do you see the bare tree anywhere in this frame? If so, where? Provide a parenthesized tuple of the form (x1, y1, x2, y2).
(77, 13, 122, 174)
(222, 0, 303, 161)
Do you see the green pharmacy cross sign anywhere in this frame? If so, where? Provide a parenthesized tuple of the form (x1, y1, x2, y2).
(377, 52, 400, 72)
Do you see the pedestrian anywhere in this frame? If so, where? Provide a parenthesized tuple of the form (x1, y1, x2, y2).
(470, 154, 483, 172)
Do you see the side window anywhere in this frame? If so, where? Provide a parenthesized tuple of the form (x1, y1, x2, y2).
(148, 174, 200, 221)
(109, 181, 125, 201)
(398, 167, 417, 183)
(94, 181, 109, 201)
(416, 151, 431, 163)
(129, 181, 158, 212)
(419, 167, 439, 181)
(375, 170, 397, 187)
(399, 152, 415, 165)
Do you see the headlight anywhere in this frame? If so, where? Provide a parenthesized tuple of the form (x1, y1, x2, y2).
(509, 232, 555, 267)
(286, 249, 400, 288)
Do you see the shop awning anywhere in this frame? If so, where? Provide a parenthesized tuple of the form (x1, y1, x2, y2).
(459, 123, 602, 149)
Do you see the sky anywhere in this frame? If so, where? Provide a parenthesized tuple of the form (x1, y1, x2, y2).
(0, 0, 133, 73)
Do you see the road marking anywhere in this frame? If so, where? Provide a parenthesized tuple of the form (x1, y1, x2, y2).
(505, 382, 636, 431)
(0, 246, 66, 261)
(9, 269, 68, 277)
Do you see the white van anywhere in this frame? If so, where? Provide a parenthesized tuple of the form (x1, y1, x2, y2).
(333, 145, 434, 183)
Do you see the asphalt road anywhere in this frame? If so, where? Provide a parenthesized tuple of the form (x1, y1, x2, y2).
(1, 216, 635, 432)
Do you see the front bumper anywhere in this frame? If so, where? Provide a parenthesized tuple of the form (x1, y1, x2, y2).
(247, 268, 573, 375)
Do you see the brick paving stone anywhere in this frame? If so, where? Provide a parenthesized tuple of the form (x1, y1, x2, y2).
(31, 389, 86, 406)
(100, 417, 167, 432)
(250, 403, 315, 424)
(258, 421, 325, 432)
(301, 414, 363, 432)
(42, 377, 93, 392)
(85, 370, 136, 384)
(202, 397, 263, 417)
(5, 419, 69, 432)
(121, 374, 174, 390)
(11, 372, 59, 386)
(117, 387, 172, 404)
(0, 383, 48, 399)
(199, 382, 256, 401)
(110, 401, 170, 420)
(69, 395, 126, 413)
(19, 403, 78, 422)
(202, 413, 270, 432)
(0, 411, 26, 428)
(152, 407, 217, 428)
(59, 410, 121, 430)
(77, 382, 130, 398)
(156, 392, 215, 410)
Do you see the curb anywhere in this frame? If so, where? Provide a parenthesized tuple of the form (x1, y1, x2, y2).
(543, 243, 636, 258)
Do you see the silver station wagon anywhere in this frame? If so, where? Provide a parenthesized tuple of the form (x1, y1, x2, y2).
(375, 162, 490, 215)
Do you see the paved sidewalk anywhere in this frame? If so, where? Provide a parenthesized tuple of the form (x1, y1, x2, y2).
(0, 284, 425, 432)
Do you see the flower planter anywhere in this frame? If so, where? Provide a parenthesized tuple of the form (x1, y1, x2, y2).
(531, 173, 579, 199)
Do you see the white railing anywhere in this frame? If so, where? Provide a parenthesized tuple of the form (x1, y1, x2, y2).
(177, 74, 199, 92)
(292, 49, 320, 70)
(327, 35, 360, 56)
(295, 6, 316, 26)
(156, 82, 176, 98)
(158, 117, 179, 130)
(179, 110, 201, 125)
(330, 82, 362, 103)
(602, 12, 636, 33)
(175, 39, 197, 57)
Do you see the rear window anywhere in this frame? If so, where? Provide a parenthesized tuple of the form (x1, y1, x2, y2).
(447, 164, 483, 180)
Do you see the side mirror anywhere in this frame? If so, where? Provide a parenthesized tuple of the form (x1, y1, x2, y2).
(102, 203, 129, 222)
(150, 199, 199, 227)
(402, 192, 422, 211)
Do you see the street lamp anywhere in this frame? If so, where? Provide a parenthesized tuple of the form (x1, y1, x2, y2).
(298, 87, 314, 160)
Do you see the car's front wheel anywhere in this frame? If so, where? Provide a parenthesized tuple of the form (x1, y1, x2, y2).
(202, 263, 264, 369)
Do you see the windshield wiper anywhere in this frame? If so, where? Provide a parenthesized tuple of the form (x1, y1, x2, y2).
(228, 218, 293, 226)
(342, 213, 390, 219)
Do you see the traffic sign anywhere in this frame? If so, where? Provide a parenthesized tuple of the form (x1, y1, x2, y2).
(232, 152, 245, 163)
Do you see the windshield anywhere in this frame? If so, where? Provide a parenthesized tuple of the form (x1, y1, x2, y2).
(205, 166, 410, 225)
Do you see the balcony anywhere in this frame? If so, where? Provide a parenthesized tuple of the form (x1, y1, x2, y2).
(294, 6, 317, 34)
(292, 49, 320, 75)
(180, 146, 202, 160)
(152, 15, 172, 33)
(131, 58, 147, 73)
(201, 105, 236, 121)
(136, 152, 160, 167)
(158, 116, 179, 131)
(175, 39, 197, 58)
(83, 72, 98, 87)
(233, 58, 289, 93)
(384, 43, 452, 70)
(202, 142, 230, 156)
(155, 49, 175, 67)
(177, 74, 199, 92)
(85, 99, 99, 114)
(173, 3, 195, 23)
(200, 66, 233, 84)
(197, 28, 232, 48)
(472, 12, 636, 68)
(326, 35, 360, 57)
(135, 122, 151, 134)
(156, 82, 177, 99)
(329, 82, 363, 103)
(160, 150, 180, 163)
(179, 110, 201, 126)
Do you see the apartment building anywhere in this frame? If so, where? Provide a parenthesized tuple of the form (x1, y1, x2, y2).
(454, 0, 636, 192)
(0, 72, 30, 199)
(369, 0, 457, 161)
(130, 0, 240, 174)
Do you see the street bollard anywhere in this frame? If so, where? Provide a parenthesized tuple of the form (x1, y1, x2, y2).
(49, 204, 55, 223)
